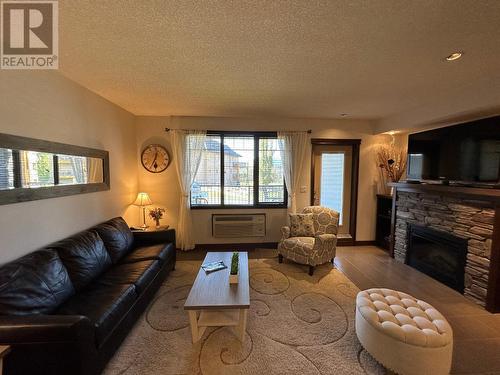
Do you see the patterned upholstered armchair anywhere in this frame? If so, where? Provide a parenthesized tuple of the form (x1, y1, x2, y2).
(278, 206, 340, 275)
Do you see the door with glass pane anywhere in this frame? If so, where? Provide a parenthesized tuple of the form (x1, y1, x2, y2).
(312, 145, 353, 236)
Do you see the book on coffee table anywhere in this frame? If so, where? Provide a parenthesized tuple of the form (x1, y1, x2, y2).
(201, 260, 227, 273)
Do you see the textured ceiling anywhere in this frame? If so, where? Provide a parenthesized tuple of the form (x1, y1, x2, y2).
(59, 0, 500, 120)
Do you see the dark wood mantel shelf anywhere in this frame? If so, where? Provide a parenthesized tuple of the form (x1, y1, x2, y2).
(388, 182, 500, 202)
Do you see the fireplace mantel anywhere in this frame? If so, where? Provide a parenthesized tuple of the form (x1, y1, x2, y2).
(388, 183, 500, 313)
(389, 182, 500, 202)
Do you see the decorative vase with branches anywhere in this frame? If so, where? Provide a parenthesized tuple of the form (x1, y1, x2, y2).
(376, 144, 407, 194)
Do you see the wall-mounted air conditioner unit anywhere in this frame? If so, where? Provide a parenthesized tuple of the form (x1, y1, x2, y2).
(212, 214, 265, 238)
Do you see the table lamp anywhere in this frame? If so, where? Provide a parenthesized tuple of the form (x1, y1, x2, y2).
(133, 192, 153, 229)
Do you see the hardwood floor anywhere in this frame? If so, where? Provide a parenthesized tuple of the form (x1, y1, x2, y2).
(336, 246, 500, 375)
(177, 245, 500, 373)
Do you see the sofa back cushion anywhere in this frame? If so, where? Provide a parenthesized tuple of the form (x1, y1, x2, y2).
(93, 217, 133, 263)
(52, 230, 112, 291)
(0, 249, 75, 315)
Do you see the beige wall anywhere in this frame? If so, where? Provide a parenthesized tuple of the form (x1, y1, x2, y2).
(0, 70, 402, 263)
(0, 71, 138, 264)
(136, 116, 392, 244)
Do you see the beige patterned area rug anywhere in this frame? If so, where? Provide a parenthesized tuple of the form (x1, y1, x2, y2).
(104, 258, 386, 375)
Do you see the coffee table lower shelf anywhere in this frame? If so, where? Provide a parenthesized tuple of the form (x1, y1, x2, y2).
(187, 308, 248, 343)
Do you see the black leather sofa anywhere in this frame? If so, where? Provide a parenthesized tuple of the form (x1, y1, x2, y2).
(0, 217, 176, 375)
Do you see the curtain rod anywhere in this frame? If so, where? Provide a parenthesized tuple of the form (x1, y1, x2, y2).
(164, 128, 312, 133)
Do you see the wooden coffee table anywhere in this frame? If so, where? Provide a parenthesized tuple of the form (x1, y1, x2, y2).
(184, 251, 250, 343)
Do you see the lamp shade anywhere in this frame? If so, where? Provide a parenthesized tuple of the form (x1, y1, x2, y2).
(133, 192, 153, 206)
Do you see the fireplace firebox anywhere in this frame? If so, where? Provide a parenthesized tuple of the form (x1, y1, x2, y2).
(406, 224, 468, 293)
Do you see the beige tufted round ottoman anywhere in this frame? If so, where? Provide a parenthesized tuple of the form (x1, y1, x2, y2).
(355, 288, 453, 375)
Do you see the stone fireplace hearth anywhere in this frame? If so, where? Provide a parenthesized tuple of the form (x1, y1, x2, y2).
(393, 190, 494, 307)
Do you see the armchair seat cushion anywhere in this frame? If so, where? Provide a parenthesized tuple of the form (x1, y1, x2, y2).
(279, 237, 315, 265)
(56, 284, 137, 346)
(281, 237, 314, 253)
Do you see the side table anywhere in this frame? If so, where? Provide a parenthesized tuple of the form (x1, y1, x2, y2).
(130, 225, 170, 233)
(130, 226, 176, 247)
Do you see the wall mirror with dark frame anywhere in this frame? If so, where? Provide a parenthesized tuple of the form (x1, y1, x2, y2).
(0, 133, 110, 205)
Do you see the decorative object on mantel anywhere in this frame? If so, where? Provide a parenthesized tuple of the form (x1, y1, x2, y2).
(133, 192, 153, 229)
(229, 252, 239, 284)
(149, 207, 166, 228)
(141, 144, 170, 173)
(376, 144, 407, 195)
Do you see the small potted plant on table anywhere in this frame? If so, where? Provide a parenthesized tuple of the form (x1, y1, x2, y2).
(229, 252, 239, 284)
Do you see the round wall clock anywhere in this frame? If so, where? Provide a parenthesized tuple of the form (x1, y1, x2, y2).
(141, 144, 170, 173)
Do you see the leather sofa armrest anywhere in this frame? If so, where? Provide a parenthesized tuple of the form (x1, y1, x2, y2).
(0, 315, 94, 344)
(280, 226, 291, 240)
(133, 228, 176, 247)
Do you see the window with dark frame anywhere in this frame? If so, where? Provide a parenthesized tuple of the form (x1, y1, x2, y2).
(190, 132, 287, 208)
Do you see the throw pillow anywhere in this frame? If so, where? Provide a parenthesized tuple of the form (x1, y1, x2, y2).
(289, 213, 315, 237)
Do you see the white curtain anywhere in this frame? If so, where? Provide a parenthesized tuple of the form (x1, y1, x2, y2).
(171, 129, 207, 250)
(278, 131, 310, 213)
(71, 157, 86, 183)
(87, 157, 103, 183)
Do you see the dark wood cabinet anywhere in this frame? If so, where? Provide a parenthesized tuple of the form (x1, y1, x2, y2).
(376, 194, 393, 251)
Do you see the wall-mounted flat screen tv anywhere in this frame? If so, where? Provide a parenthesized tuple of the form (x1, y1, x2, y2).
(407, 116, 500, 187)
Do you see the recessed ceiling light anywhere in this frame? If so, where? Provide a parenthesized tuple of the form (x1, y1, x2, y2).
(445, 52, 463, 61)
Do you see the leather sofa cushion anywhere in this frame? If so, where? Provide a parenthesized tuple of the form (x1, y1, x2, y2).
(93, 217, 134, 263)
(56, 284, 137, 346)
(0, 249, 74, 315)
(97, 260, 160, 294)
(120, 243, 174, 264)
(51, 231, 112, 291)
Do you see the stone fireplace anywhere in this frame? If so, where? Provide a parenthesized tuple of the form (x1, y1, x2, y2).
(393, 190, 495, 307)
